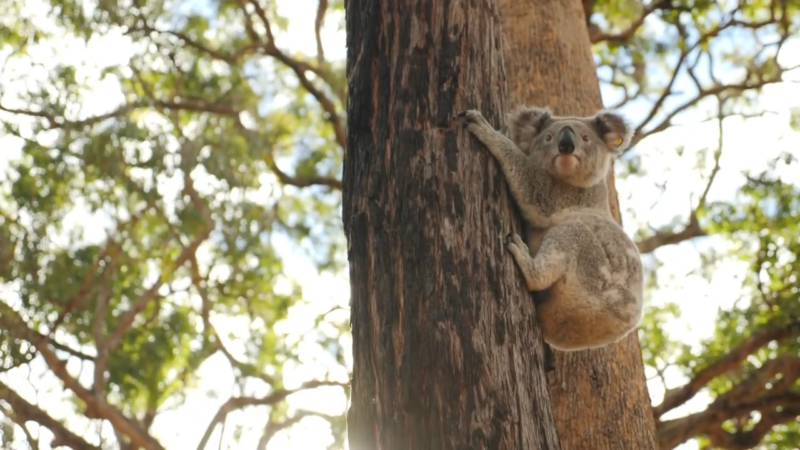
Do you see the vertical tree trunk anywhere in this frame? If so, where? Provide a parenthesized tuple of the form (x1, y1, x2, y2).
(343, 1, 560, 449)
(496, 0, 659, 448)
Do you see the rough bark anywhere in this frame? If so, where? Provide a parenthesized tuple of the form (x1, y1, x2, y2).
(343, 0, 561, 449)
(496, 0, 660, 448)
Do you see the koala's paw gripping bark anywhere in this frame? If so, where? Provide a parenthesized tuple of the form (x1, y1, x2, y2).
(505, 233, 530, 255)
(457, 109, 491, 128)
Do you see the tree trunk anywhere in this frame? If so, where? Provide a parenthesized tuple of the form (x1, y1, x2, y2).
(343, 1, 561, 449)
(496, 0, 659, 448)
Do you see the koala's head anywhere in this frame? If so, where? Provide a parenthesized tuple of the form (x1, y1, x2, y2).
(508, 106, 634, 188)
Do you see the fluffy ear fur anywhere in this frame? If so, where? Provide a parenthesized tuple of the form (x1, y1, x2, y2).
(592, 110, 634, 152)
(507, 106, 551, 153)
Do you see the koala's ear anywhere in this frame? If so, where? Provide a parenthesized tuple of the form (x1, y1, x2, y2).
(507, 106, 551, 152)
(592, 110, 634, 152)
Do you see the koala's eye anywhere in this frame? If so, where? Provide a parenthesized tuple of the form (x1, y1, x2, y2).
(582, 135, 590, 142)
(544, 134, 553, 142)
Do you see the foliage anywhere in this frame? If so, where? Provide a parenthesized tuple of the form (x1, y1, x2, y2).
(0, 0, 347, 448)
(0, 0, 798, 448)
(586, 0, 800, 448)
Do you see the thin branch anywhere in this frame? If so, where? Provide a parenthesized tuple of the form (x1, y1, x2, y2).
(0, 380, 102, 450)
(256, 412, 312, 450)
(236, 0, 345, 149)
(632, 11, 794, 149)
(125, 25, 257, 65)
(635, 97, 727, 254)
(195, 380, 349, 450)
(191, 256, 277, 386)
(0, 99, 239, 131)
(695, 99, 725, 212)
(654, 320, 800, 418)
(314, 0, 328, 64)
(256, 409, 340, 450)
(212, 326, 275, 386)
(232, 115, 343, 190)
(49, 338, 96, 362)
(265, 156, 343, 190)
(589, 1, 665, 44)
(187, 235, 277, 387)
(264, 46, 345, 149)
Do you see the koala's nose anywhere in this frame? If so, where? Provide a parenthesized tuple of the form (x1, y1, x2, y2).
(557, 127, 576, 154)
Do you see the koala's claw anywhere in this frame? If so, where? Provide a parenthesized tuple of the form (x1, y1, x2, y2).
(505, 233, 530, 254)
(457, 109, 490, 128)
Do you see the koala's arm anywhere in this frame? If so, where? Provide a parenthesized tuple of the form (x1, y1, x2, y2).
(459, 110, 539, 210)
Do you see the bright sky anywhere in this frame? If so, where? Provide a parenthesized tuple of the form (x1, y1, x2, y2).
(0, 0, 799, 449)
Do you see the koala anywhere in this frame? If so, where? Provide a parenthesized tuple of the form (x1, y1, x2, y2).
(457, 107, 643, 351)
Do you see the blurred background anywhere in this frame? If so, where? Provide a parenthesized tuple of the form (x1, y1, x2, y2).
(0, 0, 798, 449)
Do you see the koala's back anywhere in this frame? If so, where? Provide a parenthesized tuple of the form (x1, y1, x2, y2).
(537, 209, 644, 351)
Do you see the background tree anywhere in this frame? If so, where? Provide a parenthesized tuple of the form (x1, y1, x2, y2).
(343, 0, 559, 448)
(0, 0, 799, 449)
(497, 1, 658, 447)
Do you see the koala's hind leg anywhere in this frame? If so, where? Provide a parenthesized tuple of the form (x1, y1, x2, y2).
(506, 232, 571, 292)
(543, 285, 642, 351)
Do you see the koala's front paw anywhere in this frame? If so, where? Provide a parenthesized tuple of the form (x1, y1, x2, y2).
(505, 233, 531, 258)
(506, 233, 533, 274)
(457, 109, 491, 129)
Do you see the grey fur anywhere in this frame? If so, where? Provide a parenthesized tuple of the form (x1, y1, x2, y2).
(458, 107, 643, 351)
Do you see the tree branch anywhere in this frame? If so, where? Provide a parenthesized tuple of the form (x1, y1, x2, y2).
(195, 380, 348, 450)
(654, 320, 800, 418)
(657, 356, 800, 449)
(236, 0, 346, 150)
(232, 115, 343, 190)
(314, 0, 328, 64)
(0, 380, 102, 450)
(256, 409, 340, 450)
(589, 1, 666, 44)
(636, 214, 705, 254)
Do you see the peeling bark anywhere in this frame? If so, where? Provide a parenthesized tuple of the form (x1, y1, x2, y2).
(497, 0, 659, 448)
(344, 0, 560, 448)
